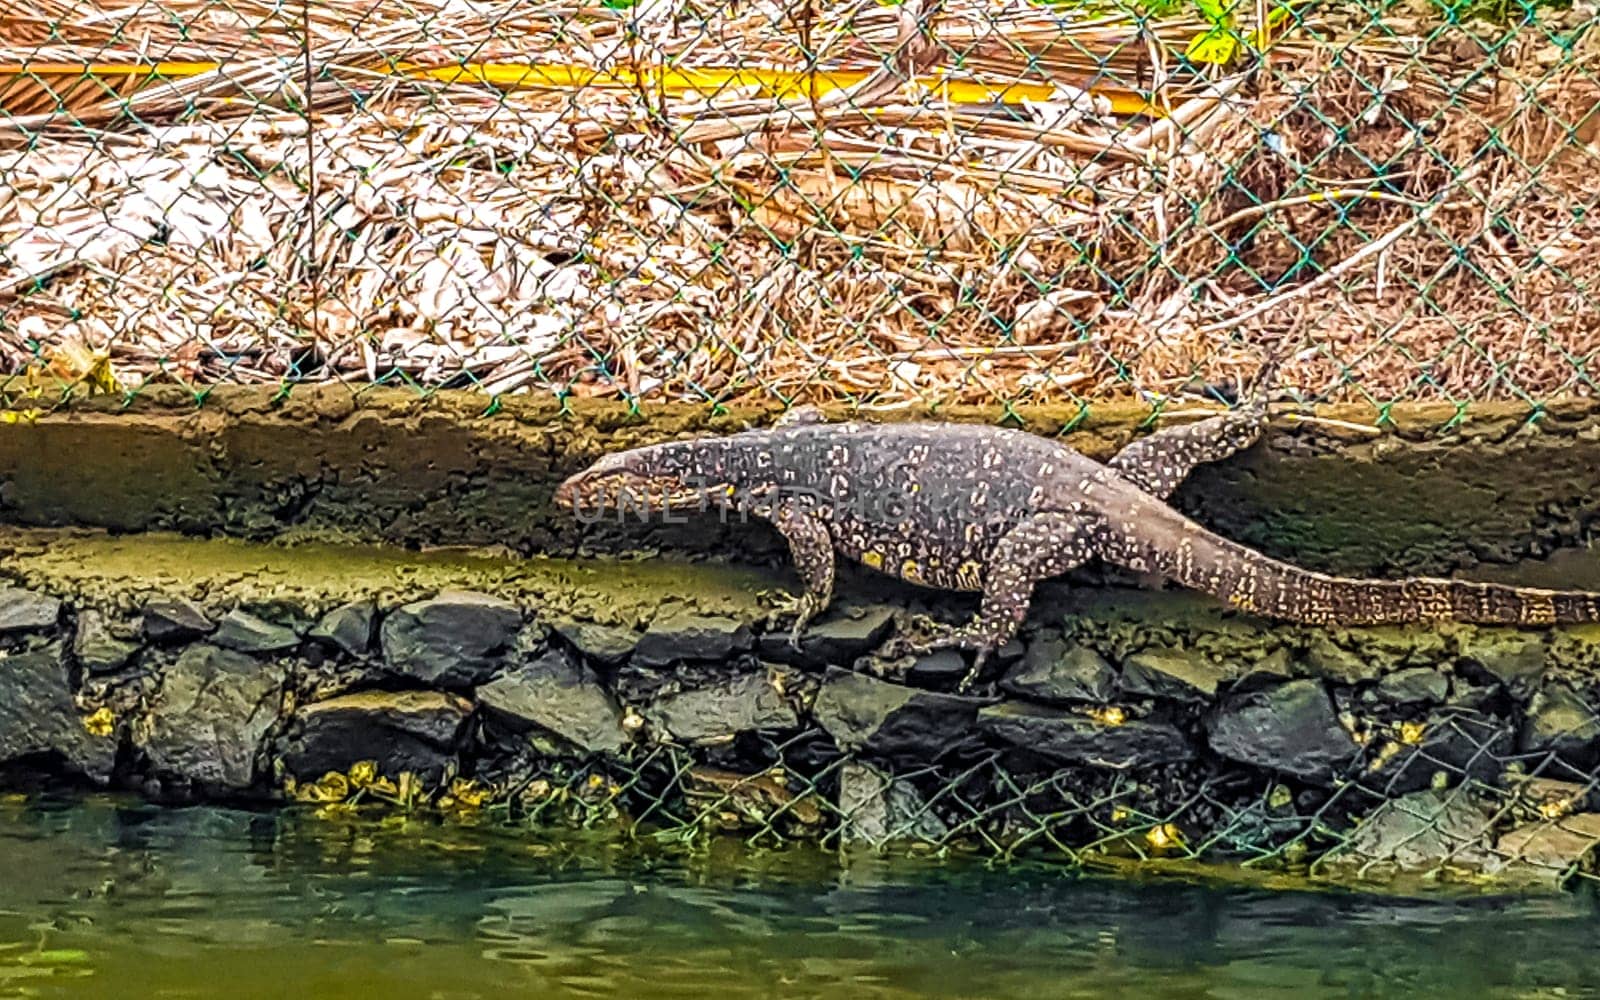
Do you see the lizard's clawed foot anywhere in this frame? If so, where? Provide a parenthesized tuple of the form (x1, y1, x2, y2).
(760, 589, 821, 650)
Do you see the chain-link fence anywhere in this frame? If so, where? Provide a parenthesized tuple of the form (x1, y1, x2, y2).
(1, 0, 1597, 414)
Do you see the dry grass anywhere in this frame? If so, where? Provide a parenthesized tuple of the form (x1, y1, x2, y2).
(0, 0, 1597, 409)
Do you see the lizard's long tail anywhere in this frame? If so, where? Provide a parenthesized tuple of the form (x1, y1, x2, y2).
(1099, 502, 1600, 626)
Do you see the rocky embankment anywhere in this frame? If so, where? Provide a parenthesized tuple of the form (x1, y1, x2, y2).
(4, 528, 1600, 892)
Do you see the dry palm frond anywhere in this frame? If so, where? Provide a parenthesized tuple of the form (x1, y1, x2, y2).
(0, 0, 1596, 408)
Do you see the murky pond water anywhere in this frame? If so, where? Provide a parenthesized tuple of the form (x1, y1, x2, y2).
(2, 796, 1598, 1000)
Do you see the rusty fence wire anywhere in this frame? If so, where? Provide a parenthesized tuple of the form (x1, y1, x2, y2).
(0, 0, 1597, 417)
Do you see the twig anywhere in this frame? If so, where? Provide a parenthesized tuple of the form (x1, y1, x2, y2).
(1197, 161, 1487, 335)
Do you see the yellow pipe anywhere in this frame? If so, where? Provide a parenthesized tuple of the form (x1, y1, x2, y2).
(0, 60, 1166, 116)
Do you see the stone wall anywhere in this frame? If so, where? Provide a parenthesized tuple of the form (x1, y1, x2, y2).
(4, 527, 1600, 892)
(4, 388, 1600, 578)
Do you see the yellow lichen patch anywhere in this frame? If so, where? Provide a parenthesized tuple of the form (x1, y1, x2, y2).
(1398, 721, 1427, 745)
(1366, 740, 1401, 773)
(295, 771, 351, 803)
(1088, 706, 1126, 727)
(1110, 806, 1130, 823)
(1145, 823, 1186, 852)
(899, 559, 923, 584)
(81, 707, 115, 738)
(1538, 798, 1575, 820)
(861, 550, 884, 571)
(348, 760, 380, 789)
(448, 779, 489, 809)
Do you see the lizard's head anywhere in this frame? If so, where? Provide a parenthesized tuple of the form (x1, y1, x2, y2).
(554, 442, 737, 516)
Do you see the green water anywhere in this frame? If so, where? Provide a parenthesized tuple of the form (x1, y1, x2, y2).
(2, 797, 1599, 1000)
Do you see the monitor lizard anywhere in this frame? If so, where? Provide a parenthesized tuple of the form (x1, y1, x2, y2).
(555, 375, 1600, 689)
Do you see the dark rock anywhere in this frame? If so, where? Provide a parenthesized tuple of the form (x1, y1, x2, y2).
(143, 598, 215, 642)
(380, 590, 522, 687)
(212, 610, 300, 655)
(1460, 633, 1545, 691)
(140, 645, 286, 794)
(1001, 637, 1117, 704)
(1121, 648, 1228, 702)
(1233, 648, 1295, 688)
(633, 610, 753, 668)
(308, 600, 377, 658)
(0, 641, 116, 783)
(0, 588, 61, 634)
(811, 667, 982, 763)
(1373, 667, 1449, 708)
(650, 671, 800, 744)
(1323, 789, 1497, 875)
(550, 619, 640, 668)
(978, 702, 1193, 768)
(1361, 710, 1514, 795)
(1303, 636, 1377, 684)
(838, 760, 948, 845)
(1518, 684, 1600, 768)
(72, 610, 139, 675)
(1205, 679, 1357, 784)
(278, 690, 470, 785)
(476, 649, 626, 754)
(1493, 814, 1600, 888)
(759, 606, 897, 668)
(906, 649, 968, 687)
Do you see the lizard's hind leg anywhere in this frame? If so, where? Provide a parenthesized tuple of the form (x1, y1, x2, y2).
(885, 512, 1099, 691)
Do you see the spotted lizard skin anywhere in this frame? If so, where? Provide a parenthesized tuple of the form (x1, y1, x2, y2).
(556, 393, 1600, 685)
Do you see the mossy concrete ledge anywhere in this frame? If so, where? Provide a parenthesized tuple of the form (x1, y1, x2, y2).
(3, 387, 1600, 577)
(7, 527, 1600, 894)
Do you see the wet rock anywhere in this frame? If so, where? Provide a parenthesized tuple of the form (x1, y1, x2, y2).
(1001, 638, 1117, 704)
(1372, 667, 1449, 708)
(0, 588, 61, 634)
(1517, 684, 1600, 768)
(212, 610, 300, 655)
(838, 760, 948, 845)
(632, 610, 753, 668)
(1506, 776, 1600, 818)
(1323, 789, 1497, 876)
(142, 598, 214, 642)
(1362, 710, 1513, 795)
(1120, 648, 1228, 702)
(550, 619, 640, 668)
(1494, 814, 1600, 886)
(1205, 680, 1357, 785)
(682, 765, 825, 834)
(1235, 647, 1295, 686)
(812, 667, 982, 763)
(1460, 632, 1545, 691)
(72, 610, 139, 676)
(0, 641, 116, 784)
(278, 690, 470, 785)
(905, 649, 968, 687)
(759, 606, 897, 668)
(978, 702, 1193, 768)
(1303, 636, 1377, 684)
(380, 590, 522, 687)
(476, 649, 626, 755)
(308, 600, 377, 658)
(140, 645, 286, 795)
(650, 671, 800, 744)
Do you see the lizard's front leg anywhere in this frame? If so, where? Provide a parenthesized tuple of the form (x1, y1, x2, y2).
(885, 512, 1099, 690)
(764, 496, 837, 648)
(1106, 359, 1279, 500)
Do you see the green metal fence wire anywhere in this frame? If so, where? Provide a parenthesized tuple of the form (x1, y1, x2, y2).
(0, 0, 1596, 420)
